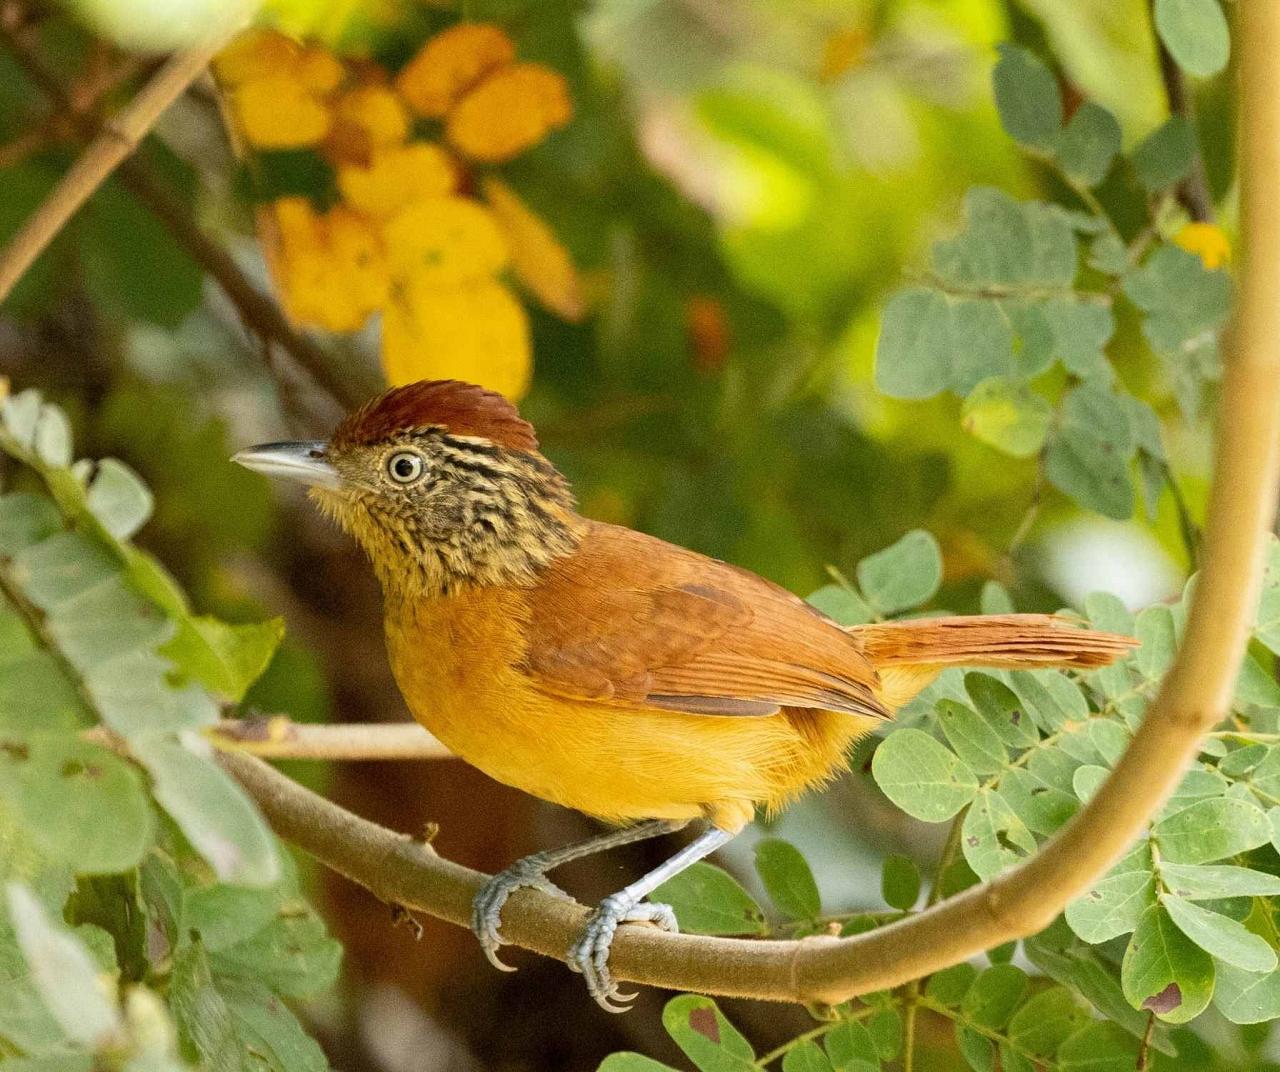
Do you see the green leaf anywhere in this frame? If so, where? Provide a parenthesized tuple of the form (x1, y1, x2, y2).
(855, 530, 941, 614)
(1125, 244, 1232, 416)
(753, 838, 820, 920)
(999, 767, 1079, 836)
(1057, 1022, 1140, 1071)
(7, 882, 120, 1048)
(210, 909, 342, 999)
(926, 963, 978, 1006)
(652, 861, 766, 936)
(1160, 863, 1280, 899)
(955, 1025, 994, 1072)
(1163, 894, 1277, 972)
(181, 884, 280, 953)
(807, 584, 874, 626)
(964, 673, 1039, 748)
(1007, 986, 1092, 1058)
(170, 943, 326, 1072)
(1153, 796, 1272, 863)
(961, 789, 1036, 879)
(823, 1019, 880, 1070)
(1042, 299, 1114, 378)
(871, 729, 978, 822)
(782, 1041, 835, 1072)
(1054, 102, 1122, 186)
(979, 582, 1015, 616)
(880, 853, 920, 911)
(1121, 904, 1215, 1022)
(1212, 961, 1280, 1024)
(961, 377, 1052, 457)
(0, 738, 153, 874)
(84, 460, 153, 541)
(1154, 0, 1230, 78)
(865, 1007, 901, 1061)
(931, 189, 1077, 291)
(1136, 605, 1177, 681)
(938, 700, 1009, 775)
(1008, 670, 1089, 731)
(160, 615, 284, 703)
(598, 1056, 682, 1072)
(132, 737, 279, 887)
(1044, 380, 1137, 519)
(33, 405, 71, 469)
(992, 44, 1062, 150)
(961, 963, 1027, 1029)
(662, 995, 756, 1072)
(1065, 868, 1156, 943)
(1130, 117, 1196, 193)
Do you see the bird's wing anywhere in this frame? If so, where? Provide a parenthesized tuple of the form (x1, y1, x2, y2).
(518, 522, 888, 719)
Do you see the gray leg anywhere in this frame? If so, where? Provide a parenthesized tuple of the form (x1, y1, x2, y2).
(471, 818, 687, 971)
(568, 825, 735, 1012)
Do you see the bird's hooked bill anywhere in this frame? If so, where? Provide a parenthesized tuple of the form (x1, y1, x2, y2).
(231, 441, 341, 489)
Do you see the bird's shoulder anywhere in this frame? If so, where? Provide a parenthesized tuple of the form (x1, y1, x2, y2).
(516, 521, 886, 719)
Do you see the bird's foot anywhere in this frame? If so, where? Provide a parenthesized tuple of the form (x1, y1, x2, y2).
(568, 893, 679, 1012)
(471, 854, 570, 972)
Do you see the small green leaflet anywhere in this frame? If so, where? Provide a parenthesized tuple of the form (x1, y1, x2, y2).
(652, 862, 766, 936)
(871, 729, 978, 822)
(753, 838, 821, 920)
(1154, 0, 1230, 78)
(1121, 904, 1214, 1023)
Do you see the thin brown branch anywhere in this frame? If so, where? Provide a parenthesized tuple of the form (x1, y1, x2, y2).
(1150, 0, 1216, 223)
(0, 26, 374, 411)
(207, 718, 453, 760)
(0, 36, 227, 302)
(220, 0, 1280, 1005)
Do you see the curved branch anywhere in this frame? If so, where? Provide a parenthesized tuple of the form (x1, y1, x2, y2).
(207, 718, 452, 760)
(226, 0, 1280, 1004)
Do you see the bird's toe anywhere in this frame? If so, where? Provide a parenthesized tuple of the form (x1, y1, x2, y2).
(570, 892, 674, 1012)
(471, 856, 569, 973)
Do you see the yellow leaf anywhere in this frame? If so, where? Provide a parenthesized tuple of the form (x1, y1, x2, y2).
(268, 199, 388, 332)
(1173, 222, 1231, 270)
(215, 29, 304, 85)
(338, 143, 457, 217)
(382, 278, 531, 400)
(446, 63, 572, 163)
(383, 196, 508, 285)
(482, 177, 582, 320)
(395, 22, 515, 119)
(232, 75, 333, 148)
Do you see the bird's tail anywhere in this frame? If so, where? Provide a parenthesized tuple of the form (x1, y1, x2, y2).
(851, 614, 1137, 713)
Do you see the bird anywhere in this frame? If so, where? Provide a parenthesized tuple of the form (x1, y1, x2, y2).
(233, 379, 1135, 1011)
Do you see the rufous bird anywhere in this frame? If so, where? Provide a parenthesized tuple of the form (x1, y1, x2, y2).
(234, 380, 1135, 1011)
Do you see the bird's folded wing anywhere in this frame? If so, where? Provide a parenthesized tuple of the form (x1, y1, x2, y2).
(517, 522, 887, 719)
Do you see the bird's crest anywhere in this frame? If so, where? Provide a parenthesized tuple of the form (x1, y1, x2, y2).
(332, 380, 538, 452)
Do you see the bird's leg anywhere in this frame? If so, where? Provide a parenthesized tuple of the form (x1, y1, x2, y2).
(471, 818, 687, 972)
(568, 824, 735, 1012)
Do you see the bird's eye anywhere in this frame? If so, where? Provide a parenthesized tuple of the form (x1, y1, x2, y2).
(386, 451, 425, 484)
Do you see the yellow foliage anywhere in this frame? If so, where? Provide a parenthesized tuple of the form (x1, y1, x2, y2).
(447, 64, 572, 162)
(395, 23, 515, 118)
(232, 75, 333, 148)
(327, 84, 411, 163)
(383, 197, 508, 285)
(1174, 222, 1231, 270)
(382, 278, 532, 400)
(482, 178, 582, 321)
(270, 198, 389, 332)
(338, 143, 457, 217)
(215, 28, 303, 85)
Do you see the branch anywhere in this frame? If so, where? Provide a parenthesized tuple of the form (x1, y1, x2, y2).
(0, 27, 375, 411)
(207, 718, 452, 760)
(1150, 0, 1216, 223)
(227, 1, 1280, 1004)
(0, 36, 226, 302)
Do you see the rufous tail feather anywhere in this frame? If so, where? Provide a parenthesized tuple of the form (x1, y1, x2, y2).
(852, 614, 1136, 714)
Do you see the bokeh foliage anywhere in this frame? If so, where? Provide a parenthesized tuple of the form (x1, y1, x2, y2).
(0, 0, 1262, 1069)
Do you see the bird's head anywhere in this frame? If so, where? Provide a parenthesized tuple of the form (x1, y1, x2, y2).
(233, 380, 582, 597)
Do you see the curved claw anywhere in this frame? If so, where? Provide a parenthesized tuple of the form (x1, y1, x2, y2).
(569, 894, 679, 1012)
(471, 857, 569, 973)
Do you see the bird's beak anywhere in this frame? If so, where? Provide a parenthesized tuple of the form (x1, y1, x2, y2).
(231, 441, 341, 490)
